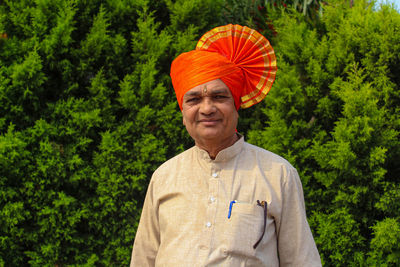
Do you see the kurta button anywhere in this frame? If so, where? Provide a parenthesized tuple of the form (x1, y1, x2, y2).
(212, 172, 218, 178)
(206, 222, 212, 228)
(210, 196, 216, 202)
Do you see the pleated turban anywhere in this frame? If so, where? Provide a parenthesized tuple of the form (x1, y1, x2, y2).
(170, 24, 277, 110)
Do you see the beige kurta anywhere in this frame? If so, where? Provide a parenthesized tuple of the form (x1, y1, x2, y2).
(130, 136, 321, 267)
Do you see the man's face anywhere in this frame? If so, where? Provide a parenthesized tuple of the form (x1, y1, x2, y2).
(181, 79, 238, 145)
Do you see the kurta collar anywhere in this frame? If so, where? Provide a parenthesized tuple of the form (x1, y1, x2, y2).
(194, 134, 244, 163)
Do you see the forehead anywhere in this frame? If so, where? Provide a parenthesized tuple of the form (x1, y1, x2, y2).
(183, 79, 232, 97)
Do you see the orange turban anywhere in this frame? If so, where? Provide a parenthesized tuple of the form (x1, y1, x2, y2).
(170, 24, 277, 110)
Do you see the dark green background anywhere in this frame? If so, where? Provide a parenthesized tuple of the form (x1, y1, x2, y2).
(0, 0, 399, 265)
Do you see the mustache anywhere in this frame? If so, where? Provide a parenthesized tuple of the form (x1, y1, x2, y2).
(197, 118, 221, 122)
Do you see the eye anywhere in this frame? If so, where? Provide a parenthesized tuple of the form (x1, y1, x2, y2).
(214, 95, 228, 99)
(186, 97, 200, 103)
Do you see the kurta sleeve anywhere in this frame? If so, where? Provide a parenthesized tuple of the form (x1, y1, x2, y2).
(130, 178, 160, 267)
(276, 167, 322, 266)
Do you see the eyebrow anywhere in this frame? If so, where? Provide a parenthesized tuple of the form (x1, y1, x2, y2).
(184, 88, 230, 97)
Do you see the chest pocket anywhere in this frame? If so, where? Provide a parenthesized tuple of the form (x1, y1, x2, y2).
(223, 202, 266, 258)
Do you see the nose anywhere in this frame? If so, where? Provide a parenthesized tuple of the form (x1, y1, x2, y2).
(199, 97, 216, 115)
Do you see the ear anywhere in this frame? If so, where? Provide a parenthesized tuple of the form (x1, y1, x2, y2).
(182, 112, 186, 126)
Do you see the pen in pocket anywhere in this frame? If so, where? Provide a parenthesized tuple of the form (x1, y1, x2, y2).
(254, 200, 268, 249)
(227, 200, 236, 219)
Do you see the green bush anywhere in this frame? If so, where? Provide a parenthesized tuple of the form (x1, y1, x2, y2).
(246, 1, 400, 266)
(1, 0, 399, 265)
(0, 0, 222, 265)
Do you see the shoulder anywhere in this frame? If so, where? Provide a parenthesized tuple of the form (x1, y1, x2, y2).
(243, 142, 295, 168)
(242, 142, 299, 182)
(151, 146, 195, 182)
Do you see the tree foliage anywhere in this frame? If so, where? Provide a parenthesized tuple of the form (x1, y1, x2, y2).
(246, 1, 400, 265)
(0, 0, 221, 265)
(0, 0, 399, 266)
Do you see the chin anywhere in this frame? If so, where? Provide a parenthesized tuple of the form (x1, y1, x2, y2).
(197, 129, 233, 141)
(199, 128, 222, 136)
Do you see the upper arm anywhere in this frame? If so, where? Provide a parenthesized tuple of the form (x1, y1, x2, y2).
(277, 167, 322, 266)
(130, 179, 160, 267)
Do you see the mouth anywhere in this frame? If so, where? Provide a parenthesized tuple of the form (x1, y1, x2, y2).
(198, 119, 221, 126)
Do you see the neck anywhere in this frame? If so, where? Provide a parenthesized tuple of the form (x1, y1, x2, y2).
(195, 133, 239, 160)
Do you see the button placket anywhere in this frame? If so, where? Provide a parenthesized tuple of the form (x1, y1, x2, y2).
(199, 166, 219, 253)
(209, 196, 216, 203)
(200, 165, 219, 252)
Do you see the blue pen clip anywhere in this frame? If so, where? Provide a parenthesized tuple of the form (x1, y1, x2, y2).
(228, 200, 236, 219)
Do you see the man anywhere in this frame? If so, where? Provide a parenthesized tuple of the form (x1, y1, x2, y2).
(130, 24, 321, 266)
